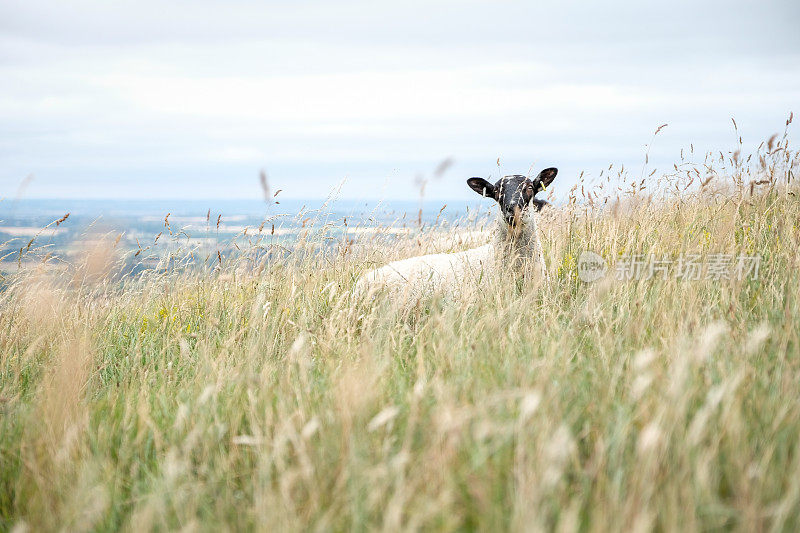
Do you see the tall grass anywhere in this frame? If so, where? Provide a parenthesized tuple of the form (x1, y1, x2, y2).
(1, 129, 799, 531)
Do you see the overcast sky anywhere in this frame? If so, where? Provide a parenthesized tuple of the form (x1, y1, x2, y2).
(1, 0, 798, 201)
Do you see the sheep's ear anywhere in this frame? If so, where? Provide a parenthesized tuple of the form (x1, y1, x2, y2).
(532, 198, 550, 212)
(532, 167, 558, 194)
(467, 177, 496, 199)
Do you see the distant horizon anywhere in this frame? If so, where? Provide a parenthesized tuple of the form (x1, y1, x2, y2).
(3, 122, 794, 205)
(0, 196, 489, 222)
(2, 196, 477, 205)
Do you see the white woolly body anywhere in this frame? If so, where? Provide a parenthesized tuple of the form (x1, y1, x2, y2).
(354, 211, 546, 298)
(354, 243, 495, 296)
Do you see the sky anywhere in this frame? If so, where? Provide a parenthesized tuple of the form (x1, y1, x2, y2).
(1, 0, 799, 201)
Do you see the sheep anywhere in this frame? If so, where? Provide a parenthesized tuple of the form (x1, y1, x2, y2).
(354, 167, 558, 298)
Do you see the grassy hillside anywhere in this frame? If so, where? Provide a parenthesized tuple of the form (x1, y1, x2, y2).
(2, 141, 800, 531)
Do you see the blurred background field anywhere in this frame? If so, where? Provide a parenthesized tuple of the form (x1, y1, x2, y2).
(0, 198, 490, 280)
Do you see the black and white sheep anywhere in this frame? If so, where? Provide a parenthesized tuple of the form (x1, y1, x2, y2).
(354, 167, 558, 297)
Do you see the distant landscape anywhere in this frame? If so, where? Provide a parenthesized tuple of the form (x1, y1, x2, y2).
(0, 198, 485, 278)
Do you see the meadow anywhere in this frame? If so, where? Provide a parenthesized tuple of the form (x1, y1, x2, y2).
(1, 129, 799, 531)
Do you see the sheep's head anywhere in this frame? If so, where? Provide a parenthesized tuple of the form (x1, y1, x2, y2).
(467, 168, 557, 226)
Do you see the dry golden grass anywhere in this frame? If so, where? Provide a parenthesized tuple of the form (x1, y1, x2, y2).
(1, 131, 800, 531)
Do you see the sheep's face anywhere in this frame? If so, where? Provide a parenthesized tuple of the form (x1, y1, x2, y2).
(467, 168, 558, 226)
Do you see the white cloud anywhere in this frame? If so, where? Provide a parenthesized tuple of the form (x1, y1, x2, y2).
(0, 0, 798, 200)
